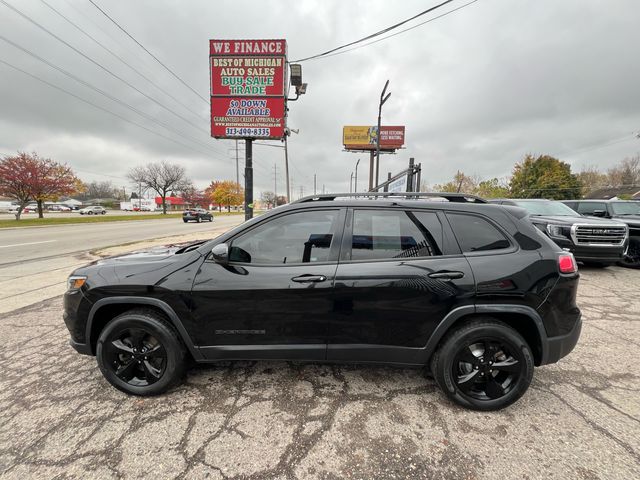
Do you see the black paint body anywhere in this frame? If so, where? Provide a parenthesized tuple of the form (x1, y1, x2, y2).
(64, 200, 582, 368)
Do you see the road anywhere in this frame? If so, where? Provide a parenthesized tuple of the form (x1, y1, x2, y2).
(0, 266, 638, 479)
(0, 215, 244, 313)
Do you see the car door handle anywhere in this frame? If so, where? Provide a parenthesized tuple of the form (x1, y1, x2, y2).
(428, 271, 465, 280)
(292, 274, 327, 283)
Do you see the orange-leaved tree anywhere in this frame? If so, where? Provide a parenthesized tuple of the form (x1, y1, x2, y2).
(207, 180, 243, 212)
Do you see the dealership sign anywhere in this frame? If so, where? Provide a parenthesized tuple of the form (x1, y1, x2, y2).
(210, 39, 287, 139)
(343, 126, 405, 150)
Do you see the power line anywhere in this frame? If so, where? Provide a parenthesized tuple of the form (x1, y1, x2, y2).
(314, 0, 480, 61)
(87, 0, 208, 104)
(37, 0, 207, 123)
(557, 134, 639, 159)
(292, 0, 457, 62)
(0, 35, 223, 157)
(0, 58, 216, 158)
(0, 0, 210, 136)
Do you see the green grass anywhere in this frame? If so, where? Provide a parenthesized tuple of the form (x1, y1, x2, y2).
(0, 211, 244, 228)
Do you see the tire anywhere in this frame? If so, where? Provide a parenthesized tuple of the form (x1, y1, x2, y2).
(183, 219, 188, 223)
(430, 318, 534, 411)
(197, 216, 201, 223)
(208, 217, 213, 222)
(96, 309, 187, 396)
(618, 238, 640, 269)
(88, 211, 94, 215)
(102, 211, 106, 215)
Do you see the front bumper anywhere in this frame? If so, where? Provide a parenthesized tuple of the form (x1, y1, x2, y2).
(63, 290, 93, 356)
(551, 237, 625, 263)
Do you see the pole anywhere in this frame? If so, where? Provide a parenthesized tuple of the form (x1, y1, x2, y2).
(274, 162, 277, 206)
(375, 80, 391, 192)
(322, 184, 325, 194)
(368, 150, 374, 191)
(245, 139, 253, 220)
(354, 158, 360, 193)
(350, 172, 354, 192)
(407, 158, 415, 193)
(284, 136, 291, 203)
(384, 172, 391, 192)
(314, 174, 317, 195)
(235, 139, 239, 188)
(415, 163, 422, 192)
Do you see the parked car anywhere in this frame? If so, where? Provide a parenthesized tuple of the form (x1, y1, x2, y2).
(489, 199, 628, 266)
(64, 192, 582, 411)
(79, 206, 107, 215)
(63, 203, 80, 210)
(182, 208, 213, 223)
(562, 200, 640, 268)
(48, 204, 71, 212)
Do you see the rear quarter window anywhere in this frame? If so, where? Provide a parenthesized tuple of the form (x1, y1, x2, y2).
(447, 213, 511, 253)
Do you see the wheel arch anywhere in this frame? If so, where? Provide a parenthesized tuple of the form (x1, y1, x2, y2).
(87, 297, 202, 360)
(424, 305, 548, 366)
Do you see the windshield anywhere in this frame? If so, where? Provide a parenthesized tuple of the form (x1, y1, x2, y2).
(513, 200, 578, 216)
(611, 202, 640, 215)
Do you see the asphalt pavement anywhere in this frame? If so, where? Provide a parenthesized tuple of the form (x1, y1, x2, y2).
(0, 266, 638, 479)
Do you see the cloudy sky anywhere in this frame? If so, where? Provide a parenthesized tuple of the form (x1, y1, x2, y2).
(1, 0, 639, 199)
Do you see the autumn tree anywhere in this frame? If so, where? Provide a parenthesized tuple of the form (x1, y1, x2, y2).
(0, 152, 80, 220)
(577, 165, 608, 196)
(208, 180, 243, 212)
(260, 191, 287, 209)
(432, 171, 480, 194)
(509, 154, 582, 200)
(475, 178, 510, 198)
(180, 183, 209, 208)
(607, 155, 640, 187)
(128, 161, 188, 214)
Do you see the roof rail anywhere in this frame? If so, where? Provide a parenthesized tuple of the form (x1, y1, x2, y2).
(291, 192, 488, 204)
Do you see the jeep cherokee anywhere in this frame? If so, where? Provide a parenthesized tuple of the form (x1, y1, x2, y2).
(64, 192, 582, 411)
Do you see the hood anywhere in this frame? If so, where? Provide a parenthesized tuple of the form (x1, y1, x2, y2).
(612, 214, 640, 227)
(96, 244, 186, 265)
(528, 214, 624, 226)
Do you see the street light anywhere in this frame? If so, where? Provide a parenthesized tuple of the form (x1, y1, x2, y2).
(350, 172, 354, 193)
(375, 80, 391, 189)
(354, 158, 361, 192)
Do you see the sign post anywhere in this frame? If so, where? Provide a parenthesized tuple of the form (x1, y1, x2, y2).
(210, 39, 288, 219)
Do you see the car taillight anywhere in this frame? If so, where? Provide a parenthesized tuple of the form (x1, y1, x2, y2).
(558, 253, 577, 274)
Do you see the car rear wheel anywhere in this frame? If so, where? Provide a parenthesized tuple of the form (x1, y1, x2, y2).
(431, 318, 534, 411)
(102, 211, 106, 215)
(618, 238, 640, 269)
(96, 309, 186, 395)
(197, 216, 201, 223)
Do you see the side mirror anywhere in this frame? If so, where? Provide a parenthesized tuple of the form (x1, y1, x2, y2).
(592, 210, 607, 217)
(211, 243, 229, 265)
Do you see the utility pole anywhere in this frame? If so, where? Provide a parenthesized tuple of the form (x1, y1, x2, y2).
(354, 158, 360, 193)
(235, 139, 239, 188)
(313, 174, 317, 195)
(245, 139, 253, 220)
(273, 163, 277, 206)
(284, 135, 290, 202)
(375, 80, 391, 190)
(350, 172, 354, 192)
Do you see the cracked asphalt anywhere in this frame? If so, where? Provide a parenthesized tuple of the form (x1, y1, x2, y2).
(1, 266, 639, 479)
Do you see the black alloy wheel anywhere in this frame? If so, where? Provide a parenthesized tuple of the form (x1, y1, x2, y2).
(431, 318, 534, 410)
(452, 339, 522, 401)
(619, 238, 640, 269)
(102, 327, 167, 387)
(96, 310, 186, 395)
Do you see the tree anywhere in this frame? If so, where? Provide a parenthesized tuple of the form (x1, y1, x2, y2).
(0, 152, 80, 220)
(128, 161, 188, 214)
(208, 180, 243, 212)
(31, 160, 81, 218)
(509, 154, 582, 200)
(475, 178, 510, 198)
(607, 155, 640, 187)
(260, 191, 287, 209)
(577, 165, 608, 196)
(432, 171, 480, 194)
(180, 183, 209, 208)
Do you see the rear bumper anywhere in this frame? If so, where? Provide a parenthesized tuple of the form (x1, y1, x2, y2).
(541, 315, 582, 365)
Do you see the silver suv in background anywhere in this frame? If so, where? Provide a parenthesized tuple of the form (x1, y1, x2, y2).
(79, 206, 107, 215)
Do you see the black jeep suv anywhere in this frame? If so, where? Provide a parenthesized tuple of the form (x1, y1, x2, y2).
(64, 193, 582, 411)
(561, 200, 640, 268)
(489, 199, 628, 266)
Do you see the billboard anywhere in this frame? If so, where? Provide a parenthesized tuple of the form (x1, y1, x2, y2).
(343, 126, 405, 150)
(209, 39, 287, 139)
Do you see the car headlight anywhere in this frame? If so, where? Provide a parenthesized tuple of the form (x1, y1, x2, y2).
(546, 224, 569, 239)
(67, 275, 87, 291)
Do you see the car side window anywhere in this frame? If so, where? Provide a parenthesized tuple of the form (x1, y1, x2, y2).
(577, 202, 606, 215)
(229, 210, 340, 264)
(447, 213, 510, 252)
(350, 209, 443, 261)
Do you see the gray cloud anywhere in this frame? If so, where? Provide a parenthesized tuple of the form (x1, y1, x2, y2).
(1, 0, 638, 197)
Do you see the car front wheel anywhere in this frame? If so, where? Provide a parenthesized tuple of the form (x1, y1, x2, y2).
(431, 318, 534, 411)
(96, 309, 186, 395)
(619, 238, 640, 269)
